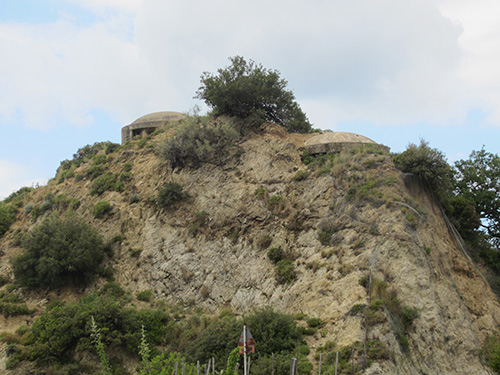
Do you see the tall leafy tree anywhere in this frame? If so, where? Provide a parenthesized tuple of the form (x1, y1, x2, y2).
(455, 148, 500, 248)
(196, 56, 312, 133)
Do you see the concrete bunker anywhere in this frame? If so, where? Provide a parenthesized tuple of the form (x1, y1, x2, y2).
(304, 132, 389, 155)
(121, 111, 186, 144)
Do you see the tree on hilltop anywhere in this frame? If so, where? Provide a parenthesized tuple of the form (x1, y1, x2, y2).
(196, 56, 312, 133)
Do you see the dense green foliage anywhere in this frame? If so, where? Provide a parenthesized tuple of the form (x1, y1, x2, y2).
(57, 141, 120, 182)
(455, 148, 500, 248)
(392, 142, 500, 294)
(267, 247, 296, 284)
(91, 172, 123, 196)
(0, 203, 17, 237)
(482, 331, 500, 374)
(445, 194, 482, 242)
(245, 307, 303, 355)
(185, 307, 307, 372)
(196, 56, 312, 133)
(0, 290, 33, 317)
(12, 214, 108, 288)
(156, 115, 240, 169)
(185, 313, 241, 367)
(393, 139, 453, 202)
(0, 186, 33, 237)
(143, 352, 198, 375)
(25, 285, 168, 366)
(93, 200, 112, 218)
(157, 182, 188, 208)
(10, 301, 310, 374)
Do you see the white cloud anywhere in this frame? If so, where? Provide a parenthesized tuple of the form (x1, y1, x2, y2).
(0, 160, 46, 201)
(2, 0, 500, 135)
(134, 0, 466, 126)
(438, 0, 500, 124)
(0, 17, 161, 130)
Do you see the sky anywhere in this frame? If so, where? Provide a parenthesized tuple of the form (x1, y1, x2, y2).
(1, 0, 500, 199)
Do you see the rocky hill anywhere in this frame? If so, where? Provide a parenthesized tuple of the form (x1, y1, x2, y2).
(0, 119, 499, 374)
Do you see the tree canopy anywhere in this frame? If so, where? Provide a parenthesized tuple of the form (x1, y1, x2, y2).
(196, 56, 312, 133)
(455, 148, 500, 248)
(12, 214, 108, 288)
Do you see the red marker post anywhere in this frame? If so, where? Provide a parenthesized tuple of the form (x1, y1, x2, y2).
(238, 324, 255, 375)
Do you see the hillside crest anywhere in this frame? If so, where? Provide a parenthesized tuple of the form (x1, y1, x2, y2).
(1, 118, 499, 374)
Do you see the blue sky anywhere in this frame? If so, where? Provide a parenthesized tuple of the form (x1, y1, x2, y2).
(1, 0, 500, 199)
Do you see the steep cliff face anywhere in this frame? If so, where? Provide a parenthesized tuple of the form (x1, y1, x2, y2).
(1, 123, 499, 374)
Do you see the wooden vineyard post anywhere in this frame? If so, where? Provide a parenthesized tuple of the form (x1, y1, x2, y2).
(290, 358, 297, 375)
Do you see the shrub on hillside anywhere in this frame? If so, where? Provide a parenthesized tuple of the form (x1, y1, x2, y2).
(12, 214, 109, 288)
(267, 247, 296, 284)
(196, 56, 312, 133)
(93, 201, 112, 219)
(56, 142, 118, 180)
(186, 307, 306, 369)
(245, 307, 304, 355)
(157, 182, 188, 208)
(0, 204, 17, 238)
(3, 187, 34, 206)
(91, 172, 120, 196)
(25, 285, 168, 366)
(185, 314, 241, 367)
(156, 116, 240, 169)
(393, 139, 453, 202)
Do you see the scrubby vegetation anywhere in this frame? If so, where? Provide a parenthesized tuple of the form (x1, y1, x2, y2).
(393, 139, 453, 203)
(0, 289, 33, 318)
(0, 187, 35, 237)
(91, 172, 123, 196)
(0, 203, 17, 238)
(8, 284, 168, 372)
(3, 286, 311, 375)
(267, 247, 296, 284)
(3, 90, 500, 375)
(56, 141, 120, 183)
(12, 214, 109, 288)
(359, 277, 419, 352)
(157, 182, 189, 208)
(156, 115, 241, 169)
(392, 141, 500, 296)
(93, 200, 112, 218)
